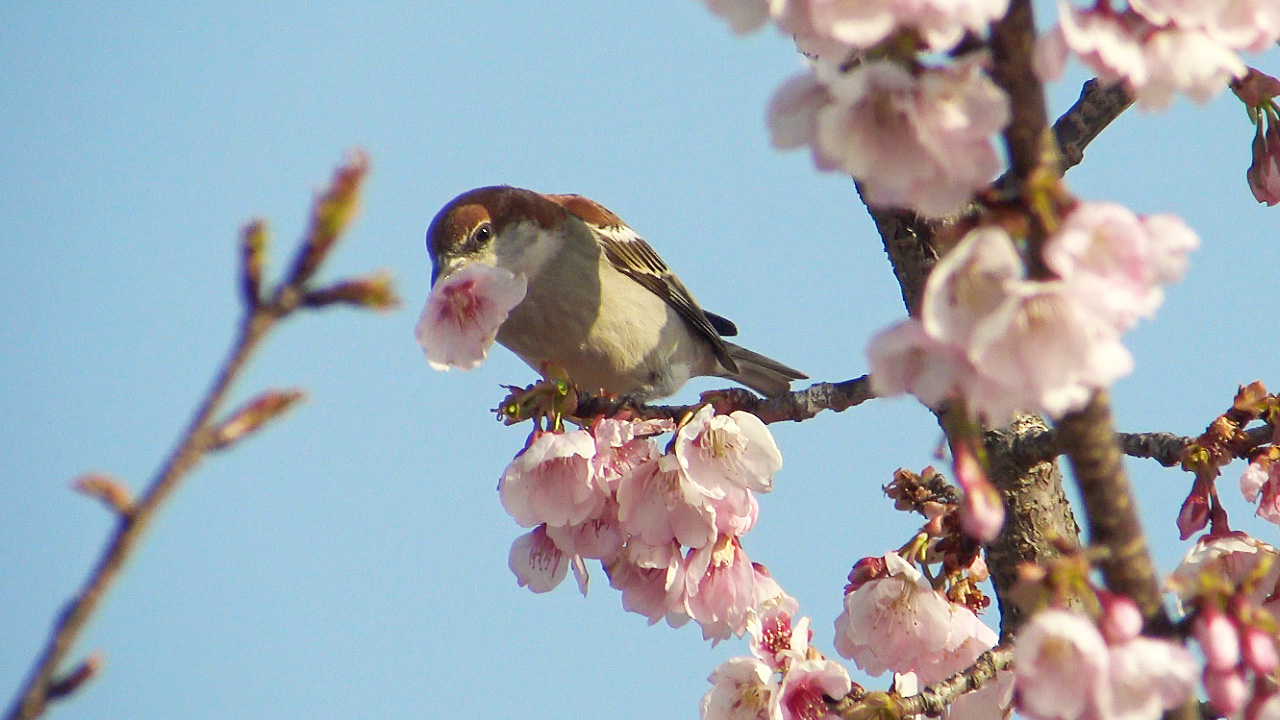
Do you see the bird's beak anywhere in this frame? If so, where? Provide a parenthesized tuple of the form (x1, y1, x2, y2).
(430, 256, 468, 288)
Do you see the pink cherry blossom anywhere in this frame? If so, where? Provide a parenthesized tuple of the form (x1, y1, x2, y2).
(814, 58, 1009, 218)
(1035, 3, 1147, 88)
(676, 404, 782, 497)
(616, 453, 719, 550)
(1097, 591, 1144, 645)
(415, 262, 527, 371)
(916, 601, 999, 684)
(1037, 3, 1248, 111)
(833, 552, 956, 676)
(807, 0, 1009, 52)
(919, 224, 1134, 422)
(699, 0, 773, 34)
(1013, 609, 1111, 720)
(607, 540, 692, 628)
(749, 605, 809, 672)
(544, 502, 625, 562)
(1135, 27, 1247, 110)
(1043, 202, 1198, 331)
(768, 71, 840, 172)
(591, 417, 669, 493)
(701, 657, 782, 720)
(687, 536, 760, 642)
(947, 670, 1014, 720)
(777, 658, 852, 720)
(953, 439, 1005, 543)
(509, 525, 569, 593)
(1130, 0, 1280, 52)
(866, 319, 980, 412)
(1242, 625, 1280, 675)
(1105, 636, 1198, 720)
(498, 430, 604, 528)
(1167, 532, 1280, 609)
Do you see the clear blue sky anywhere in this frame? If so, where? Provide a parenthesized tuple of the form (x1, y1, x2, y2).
(2, 3, 1278, 719)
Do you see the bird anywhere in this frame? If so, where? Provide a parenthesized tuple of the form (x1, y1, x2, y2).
(425, 186, 806, 401)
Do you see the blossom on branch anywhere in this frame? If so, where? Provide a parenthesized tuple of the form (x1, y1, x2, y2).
(1012, 608, 1197, 720)
(833, 552, 995, 679)
(499, 430, 604, 528)
(1036, 0, 1253, 111)
(868, 206, 1197, 424)
(809, 57, 1010, 218)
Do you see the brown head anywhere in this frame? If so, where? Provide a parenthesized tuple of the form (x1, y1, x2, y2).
(426, 186, 579, 284)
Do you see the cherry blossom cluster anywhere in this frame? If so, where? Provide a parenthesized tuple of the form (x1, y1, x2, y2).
(1177, 382, 1280, 537)
(1012, 602, 1196, 720)
(1169, 533, 1280, 717)
(1036, 0, 1280, 111)
(702, 603, 855, 720)
(867, 201, 1197, 424)
(698, 0, 1013, 218)
(501, 404, 793, 642)
(414, 262, 527, 371)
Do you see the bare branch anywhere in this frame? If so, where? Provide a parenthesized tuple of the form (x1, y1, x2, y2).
(6, 153, 389, 720)
(572, 375, 875, 425)
(832, 646, 1013, 719)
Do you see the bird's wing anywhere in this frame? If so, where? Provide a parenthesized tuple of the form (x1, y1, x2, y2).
(547, 194, 739, 373)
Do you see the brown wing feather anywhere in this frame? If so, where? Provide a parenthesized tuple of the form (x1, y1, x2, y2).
(548, 194, 739, 373)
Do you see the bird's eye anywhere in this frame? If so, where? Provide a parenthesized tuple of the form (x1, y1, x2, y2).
(470, 222, 492, 247)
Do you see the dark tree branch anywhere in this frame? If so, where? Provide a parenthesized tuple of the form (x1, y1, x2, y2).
(1055, 392, 1172, 632)
(573, 375, 875, 425)
(831, 646, 1013, 718)
(1053, 80, 1134, 173)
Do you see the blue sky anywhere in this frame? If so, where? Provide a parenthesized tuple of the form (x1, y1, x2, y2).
(2, 3, 1279, 719)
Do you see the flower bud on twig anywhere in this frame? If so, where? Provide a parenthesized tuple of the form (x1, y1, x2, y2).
(47, 652, 103, 701)
(286, 150, 369, 286)
(211, 389, 306, 450)
(303, 271, 400, 312)
(72, 473, 134, 516)
(239, 219, 268, 309)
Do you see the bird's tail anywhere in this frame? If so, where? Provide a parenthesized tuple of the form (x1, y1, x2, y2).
(721, 342, 807, 398)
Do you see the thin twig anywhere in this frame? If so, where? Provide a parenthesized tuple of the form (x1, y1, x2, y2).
(991, 426, 1275, 471)
(6, 153, 391, 720)
(831, 646, 1013, 718)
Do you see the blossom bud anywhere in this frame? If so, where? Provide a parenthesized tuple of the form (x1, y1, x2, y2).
(240, 219, 268, 308)
(1204, 668, 1249, 716)
(1097, 590, 1143, 644)
(1248, 121, 1280, 207)
(73, 473, 135, 516)
(1241, 625, 1280, 675)
(1231, 68, 1280, 109)
(1196, 608, 1242, 671)
(287, 150, 369, 285)
(303, 271, 400, 311)
(211, 389, 307, 450)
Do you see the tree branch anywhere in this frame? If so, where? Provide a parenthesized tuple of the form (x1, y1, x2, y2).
(1055, 392, 1172, 632)
(5, 153, 394, 720)
(573, 375, 875, 425)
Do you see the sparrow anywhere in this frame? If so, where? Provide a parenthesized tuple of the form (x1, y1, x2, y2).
(425, 186, 806, 400)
